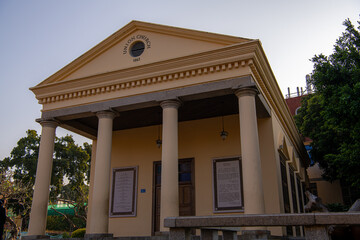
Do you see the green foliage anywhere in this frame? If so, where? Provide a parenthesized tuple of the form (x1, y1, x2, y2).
(46, 215, 86, 232)
(0, 129, 92, 229)
(83, 142, 92, 183)
(0, 170, 33, 233)
(1, 130, 91, 198)
(1, 130, 40, 187)
(59, 186, 89, 223)
(0, 171, 31, 210)
(325, 203, 349, 212)
(46, 216, 72, 231)
(51, 135, 91, 201)
(71, 228, 86, 238)
(62, 232, 71, 238)
(296, 17, 360, 189)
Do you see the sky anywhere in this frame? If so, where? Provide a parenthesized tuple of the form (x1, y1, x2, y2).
(0, 0, 359, 160)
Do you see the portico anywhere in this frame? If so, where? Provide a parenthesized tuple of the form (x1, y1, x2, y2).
(27, 21, 309, 239)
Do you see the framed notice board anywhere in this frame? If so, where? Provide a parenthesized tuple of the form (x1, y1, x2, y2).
(110, 166, 138, 217)
(213, 157, 243, 213)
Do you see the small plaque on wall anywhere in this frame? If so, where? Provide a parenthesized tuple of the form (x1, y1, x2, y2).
(213, 157, 243, 212)
(110, 166, 138, 217)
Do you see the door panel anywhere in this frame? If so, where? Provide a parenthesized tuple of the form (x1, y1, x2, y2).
(179, 185, 193, 216)
(154, 186, 161, 233)
(153, 159, 195, 234)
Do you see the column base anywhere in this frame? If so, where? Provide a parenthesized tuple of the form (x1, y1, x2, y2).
(84, 233, 114, 239)
(22, 235, 50, 240)
(240, 230, 271, 240)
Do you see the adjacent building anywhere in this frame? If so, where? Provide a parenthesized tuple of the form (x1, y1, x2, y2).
(285, 87, 355, 207)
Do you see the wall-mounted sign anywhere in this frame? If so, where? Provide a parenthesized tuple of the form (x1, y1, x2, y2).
(110, 166, 138, 217)
(213, 157, 243, 212)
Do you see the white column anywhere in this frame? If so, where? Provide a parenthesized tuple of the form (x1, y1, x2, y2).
(235, 88, 265, 214)
(87, 111, 115, 235)
(159, 100, 181, 232)
(27, 120, 58, 237)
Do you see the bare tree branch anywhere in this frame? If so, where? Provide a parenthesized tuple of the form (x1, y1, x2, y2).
(49, 206, 77, 229)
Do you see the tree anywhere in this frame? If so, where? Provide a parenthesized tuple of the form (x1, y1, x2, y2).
(48, 184, 89, 232)
(0, 170, 33, 239)
(296, 17, 360, 189)
(0, 129, 91, 230)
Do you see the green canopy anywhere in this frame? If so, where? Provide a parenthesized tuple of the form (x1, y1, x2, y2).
(47, 204, 75, 216)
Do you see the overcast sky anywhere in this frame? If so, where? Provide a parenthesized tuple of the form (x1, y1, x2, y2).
(0, 0, 359, 160)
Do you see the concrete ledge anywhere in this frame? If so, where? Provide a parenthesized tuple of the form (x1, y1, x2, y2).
(164, 213, 360, 228)
(164, 217, 177, 228)
(165, 214, 314, 228)
(22, 235, 50, 240)
(315, 212, 360, 225)
(85, 233, 114, 239)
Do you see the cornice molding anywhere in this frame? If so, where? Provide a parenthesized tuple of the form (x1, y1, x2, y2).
(248, 44, 310, 167)
(37, 58, 250, 104)
(133, 21, 253, 44)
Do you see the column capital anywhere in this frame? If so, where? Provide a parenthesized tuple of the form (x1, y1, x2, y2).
(235, 87, 259, 98)
(96, 110, 117, 120)
(36, 119, 59, 128)
(160, 99, 181, 109)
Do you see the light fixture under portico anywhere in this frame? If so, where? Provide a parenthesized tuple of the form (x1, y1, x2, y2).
(220, 115, 228, 140)
(156, 124, 162, 148)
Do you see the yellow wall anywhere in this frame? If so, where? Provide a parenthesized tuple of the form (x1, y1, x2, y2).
(179, 115, 241, 216)
(258, 118, 281, 214)
(315, 180, 343, 204)
(107, 113, 302, 237)
(307, 163, 343, 204)
(258, 117, 283, 236)
(109, 115, 242, 236)
(109, 125, 161, 236)
(271, 114, 287, 214)
(269, 113, 308, 236)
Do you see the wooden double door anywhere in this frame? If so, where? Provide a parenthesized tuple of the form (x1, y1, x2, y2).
(153, 158, 195, 234)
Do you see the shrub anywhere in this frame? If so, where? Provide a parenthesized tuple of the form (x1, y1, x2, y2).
(46, 215, 86, 231)
(62, 232, 70, 238)
(326, 203, 349, 212)
(47, 216, 71, 231)
(71, 228, 86, 238)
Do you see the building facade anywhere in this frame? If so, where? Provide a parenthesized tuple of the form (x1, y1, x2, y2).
(27, 21, 309, 238)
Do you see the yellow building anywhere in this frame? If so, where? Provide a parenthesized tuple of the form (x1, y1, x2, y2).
(26, 21, 310, 238)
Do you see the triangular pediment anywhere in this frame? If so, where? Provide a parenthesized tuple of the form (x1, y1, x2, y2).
(35, 21, 253, 86)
